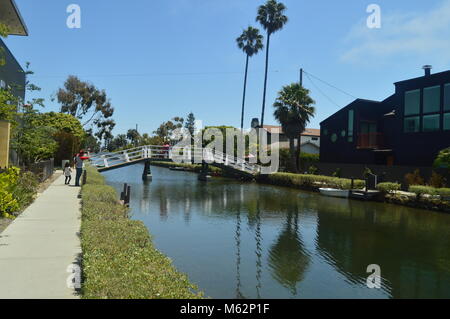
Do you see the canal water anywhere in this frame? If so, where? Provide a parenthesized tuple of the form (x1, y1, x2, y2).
(103, 165, 450, 299)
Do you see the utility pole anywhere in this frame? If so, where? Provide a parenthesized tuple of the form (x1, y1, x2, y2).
(300, 68, 303, 87)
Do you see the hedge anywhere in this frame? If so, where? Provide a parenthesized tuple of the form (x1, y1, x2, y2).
(80, 166, 203, 299)
(258, 172, 365, 190)
(150, 161, 222, 174)
(409, 185, 450, 200)
(376, 182, 401, 194)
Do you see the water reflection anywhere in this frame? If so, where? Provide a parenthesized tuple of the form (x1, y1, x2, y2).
(104, 165, 450, 299)
(268, 211, 310, 296)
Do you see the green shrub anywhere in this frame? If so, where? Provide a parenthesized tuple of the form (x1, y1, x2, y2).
(261, 172, 365, 190)
(12, 171, 39, 209)
(332, 168, 342, 178)
(81, 167, 202, 299)
(0, 167, 39, 218)
(433, 148, 450, 169)
(308, 165, 319, 175)
(437, 188, 450, 198)
(376, 182, 401, 194)
(151, 161, 222, 175)
(409, 185, 438, 196)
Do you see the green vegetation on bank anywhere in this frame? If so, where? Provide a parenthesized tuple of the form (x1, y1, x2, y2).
(257, 172, 365, 190)
(0, 167, 39, 219)
(80, 167, 202, 299)
(150, 161, 222, 175)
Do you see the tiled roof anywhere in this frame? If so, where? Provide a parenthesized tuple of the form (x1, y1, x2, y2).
(262, 125, 320, 137)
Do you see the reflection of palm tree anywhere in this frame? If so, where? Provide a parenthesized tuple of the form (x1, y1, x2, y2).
(268, 211, 310, 296)
(235, 210, 244, 299)
(255, 203, 263, 299)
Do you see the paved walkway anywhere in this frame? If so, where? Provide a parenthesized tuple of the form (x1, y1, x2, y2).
(0, 174, 81, 299)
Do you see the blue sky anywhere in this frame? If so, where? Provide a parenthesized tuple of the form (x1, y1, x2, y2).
(4, 0, 450, 135)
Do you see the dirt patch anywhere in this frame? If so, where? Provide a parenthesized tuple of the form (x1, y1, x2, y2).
(0, 171, 63, 234)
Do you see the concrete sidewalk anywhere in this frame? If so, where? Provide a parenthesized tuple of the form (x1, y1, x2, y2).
(0, 174, 81, 299)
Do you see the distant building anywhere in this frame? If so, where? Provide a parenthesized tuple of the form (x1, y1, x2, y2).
(320, 66, 450, 167)
(259, 124, 321, 154)
(0, 0, 28, 100)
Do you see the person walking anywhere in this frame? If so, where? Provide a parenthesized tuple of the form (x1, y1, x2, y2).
(74, 150, 88, 187)
(64, 162, 72, 185)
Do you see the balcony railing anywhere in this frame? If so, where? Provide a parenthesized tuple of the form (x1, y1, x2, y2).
(357, 133, 384, 149)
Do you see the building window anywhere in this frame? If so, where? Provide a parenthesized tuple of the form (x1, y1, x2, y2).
(312, 137, 319, 141)
(348, 110, 354, 142)
(423, 114, 440, 132)
(331, 133, 337, 143)
(404, 116, 420, 133)
(405, 89, 420, 116)
(444, 113, 450, 131)
(444, 84, 450, 111)
(423, 85, 441, 113)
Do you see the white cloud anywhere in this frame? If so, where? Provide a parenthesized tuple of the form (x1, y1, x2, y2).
(341, 0, 450, 64)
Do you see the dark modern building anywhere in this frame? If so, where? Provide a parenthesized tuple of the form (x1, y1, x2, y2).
(0, 0, 28, 99)
(320, 66, 450, 167)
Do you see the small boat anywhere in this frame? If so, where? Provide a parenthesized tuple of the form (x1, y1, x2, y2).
(319, 188, 350, 199)
(169, 167, 186, 171)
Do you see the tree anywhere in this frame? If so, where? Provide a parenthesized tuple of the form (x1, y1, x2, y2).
(140, 133, 164, 146)
(236, 27, 264, 130)
(0, 23, 9, 67)
(154, 117, 184, 144)
(273, 83, 315, 173)
(256, 0, 288, 127)
(184, 112, 196, 137)
(32, 112, 85, 164)
(126, 129, 140, 146)
(57, 75, 115, 145)
(11, 106, 58, 165)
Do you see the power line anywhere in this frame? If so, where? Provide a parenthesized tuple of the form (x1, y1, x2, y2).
(304, 72, 342, 108)
(302, 69, 358, 99)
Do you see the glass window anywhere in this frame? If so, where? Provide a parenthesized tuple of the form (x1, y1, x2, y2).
(348, 110, 354, 137)
(444, 113, 450, 131)
(405, 89, 420, 116)
(423, 85, 441, 113)
(404, 116, 420, 133)
(444, 84, 450, 111)
(331, 133, 337, 143)
(423, 114, 440, 132)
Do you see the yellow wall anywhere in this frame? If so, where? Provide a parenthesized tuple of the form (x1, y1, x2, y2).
(0, 120, 11, 168)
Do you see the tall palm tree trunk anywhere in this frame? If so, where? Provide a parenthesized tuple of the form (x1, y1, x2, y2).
(296, 133, 302, 173)
(289, 137, 297, 173)
(260, 33, 271, 127)
(240, 55, 250, 131)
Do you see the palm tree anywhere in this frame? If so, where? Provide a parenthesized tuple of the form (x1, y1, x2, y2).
(273, 83, 315, 173)
(256, 0, 288, 127)
(236, 27, 264, 131)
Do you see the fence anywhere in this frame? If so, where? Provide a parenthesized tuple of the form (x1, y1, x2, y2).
(29, 158, 55, 183)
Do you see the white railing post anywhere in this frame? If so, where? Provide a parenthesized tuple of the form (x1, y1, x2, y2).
(124, 152, 130, 162)
(103, 156, 109, 168)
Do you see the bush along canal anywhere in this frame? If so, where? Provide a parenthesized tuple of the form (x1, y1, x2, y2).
(80, 167, 202, 299)
(102, 164, 450, 299)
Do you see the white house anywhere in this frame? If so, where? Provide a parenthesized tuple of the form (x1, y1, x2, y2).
(262, 125, 321, 154)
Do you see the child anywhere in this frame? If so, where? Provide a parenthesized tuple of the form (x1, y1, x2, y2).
(64, 162, 73, 185)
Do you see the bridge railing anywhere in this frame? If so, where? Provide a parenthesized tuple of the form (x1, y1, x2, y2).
(89, 145, 261, 174)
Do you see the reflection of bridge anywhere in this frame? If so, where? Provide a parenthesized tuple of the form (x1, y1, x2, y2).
(89, 145, 261, 178)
